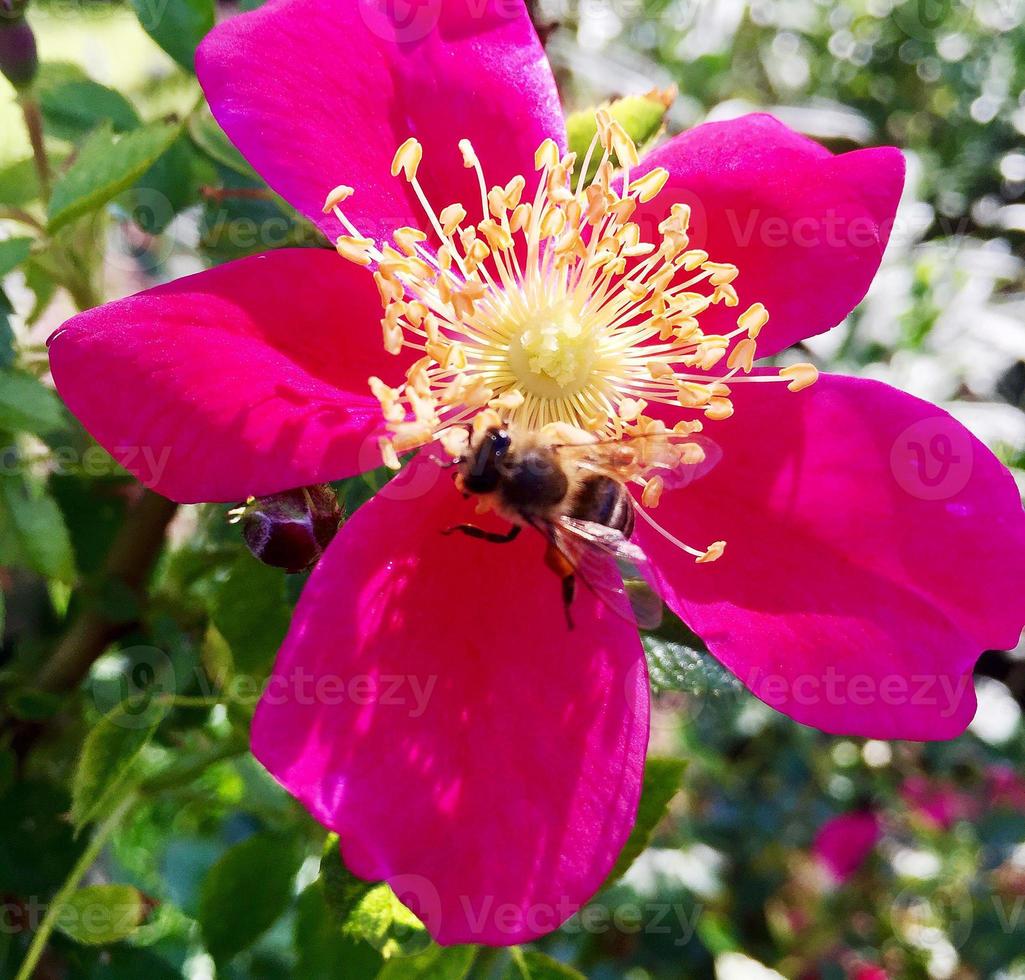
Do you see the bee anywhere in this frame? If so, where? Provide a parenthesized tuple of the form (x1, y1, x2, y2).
(443, 424, 718, 629)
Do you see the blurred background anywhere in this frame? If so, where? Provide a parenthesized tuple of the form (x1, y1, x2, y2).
(2, 0, 1025, 977)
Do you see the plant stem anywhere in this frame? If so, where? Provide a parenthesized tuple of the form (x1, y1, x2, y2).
(19, 96, 49, 201)
(36, 490, 178, 693)
(13, 794, 135, 980)
(141, 736, 248, 794)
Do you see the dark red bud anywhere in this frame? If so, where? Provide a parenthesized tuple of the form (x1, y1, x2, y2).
(239, 485, 343, 573)
(0, 17, 37, 89)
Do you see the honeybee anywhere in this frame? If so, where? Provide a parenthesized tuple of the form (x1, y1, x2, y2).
(443, 424, 719, 629)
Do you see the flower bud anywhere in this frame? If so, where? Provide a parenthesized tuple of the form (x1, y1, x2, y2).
(0, 17, 37, 89)
(236, 485, 343, 573)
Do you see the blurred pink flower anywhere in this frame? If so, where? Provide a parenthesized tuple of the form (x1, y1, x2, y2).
(812, 809, 881, 884)
(47, 0, 1025, 946)
(900, 775, 979, 830)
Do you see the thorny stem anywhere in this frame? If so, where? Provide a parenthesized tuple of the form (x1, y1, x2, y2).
(19, 96, 49, 201)
(13, 795, 136, 980)
(36, 490, 178, 693)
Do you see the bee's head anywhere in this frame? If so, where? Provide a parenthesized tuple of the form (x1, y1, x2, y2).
(459, 426, 512, 494)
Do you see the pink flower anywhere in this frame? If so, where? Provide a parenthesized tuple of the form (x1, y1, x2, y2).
(900, 775, 979, 831)
(47, 0, 1025, 946)
(812, 810, 881, 884)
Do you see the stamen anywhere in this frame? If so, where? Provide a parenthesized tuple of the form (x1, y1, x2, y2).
(327, 121, 819, 561)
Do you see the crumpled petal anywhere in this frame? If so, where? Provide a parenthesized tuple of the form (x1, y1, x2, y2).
(197, 0, 565, 242)
(632, 114, 905, 356)
(252, 455, 649, 945)
(637, 373, 1025, 739)
(48, 249, 398, 503)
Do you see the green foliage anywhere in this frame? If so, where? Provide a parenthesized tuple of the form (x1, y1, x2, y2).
(0, 474, 75, 581)
(505, 949, 585, 979)
(566, 93, 670, 182)
(197, 832, 302, 963)
(604, 756, 687, 887)
(48, 120, 182, 232)
(0, 367, 64, 434)
(55, 884, 147, 946)
(70, 699, 164, 829)
(130, 0, 215, 72)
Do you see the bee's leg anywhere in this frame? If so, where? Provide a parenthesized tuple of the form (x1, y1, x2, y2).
(543, 543, 576, 630)
(442, 523, 521, 544)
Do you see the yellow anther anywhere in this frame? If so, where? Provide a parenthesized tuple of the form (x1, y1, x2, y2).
(378, 437, 401, 470)
(738, 302, 769, 339)
(713, 283, 739, 307)
(490, 389, 526, 413)
(727, 338, 757, 373)
(696, 540, 726, 564)
(510, 202, 532, 233)
(391, 138, 423, 181)
(617, 398, 647, 422)
(647, 361, 674, 380)
(323, 184, 354, 212)
(779, 363, 819, 392)
(641, 475, 664, 508)
(534, 138, 560, 170)
(458, 138, 479, 169)
(478, 219, 513, 251)
(539, 207, 566, 239)
(336, 235, 375, 266)
(704, 397, 734, 421)
(677, 382, 713, 408)
(608, 121, 640, 168)
(679, 249, 709, 271)
(629, 167, 670, 203)
(439, 204, 467, 236)
(440, 426, 470, 458)
(703, 261, 739, 286)
(394, 226, 428, 256)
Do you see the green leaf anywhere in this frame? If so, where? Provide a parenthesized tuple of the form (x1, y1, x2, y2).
(504, 950, 585, 980)
(0, 368, 65, 434)
(131, 0, 215, 72)
(0, 475, 76, 582)
(39, 79, 140, 140)
(56, 884, 147, 946)
(294, 883, 382, 980)
(198, 832, 301, 963)
(0, 157, 42, 207)
(566, 93, 671, 183)
(132, 135, 207, 234)
(48, 120, 182, 232)
(209, 554, 291, 676)
(5, 687, 61, 721)
(0, 288, 15, 367)
(346, 884, 431, 958)
(320, 834, 375, 926)
(70, 699, 164, 829)
(0, 237, 32, 278)
(603, 756, 687, 887)
(642, 618, 740, 696)
(376, 944, 477, 979)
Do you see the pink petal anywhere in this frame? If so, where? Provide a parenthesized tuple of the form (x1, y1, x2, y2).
(900, 776, 978, 830)
(637, 373, 1025, 740)
(48, 249, 400, 503)
(196, 0, 565, 242)
(812, 810, 880, 884)
(632, 114, 904, 356)
(252, 456, 649, 945)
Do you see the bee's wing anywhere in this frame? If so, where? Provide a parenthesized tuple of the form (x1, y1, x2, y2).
(636, 434, 723, 490)
(545, 515, 663, 630)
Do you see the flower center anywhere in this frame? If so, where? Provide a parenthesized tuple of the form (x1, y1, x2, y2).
(514, 306, 594, 395)
(324, 108, 819, 562)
